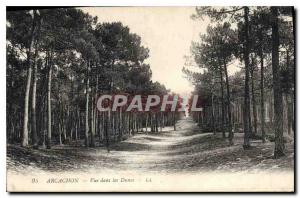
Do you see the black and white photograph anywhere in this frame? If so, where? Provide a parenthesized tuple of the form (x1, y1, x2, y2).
(5, 5, 295, 192)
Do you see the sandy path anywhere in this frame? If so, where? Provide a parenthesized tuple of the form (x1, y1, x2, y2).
(7, 117, 294, 175)
(105, 117, 209, 171)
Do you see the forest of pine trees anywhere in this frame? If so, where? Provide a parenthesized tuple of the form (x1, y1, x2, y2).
(184, 6, 295, 158)
(5, 6, 295, 193)
(6, 6, 295, 159)
(6, 8, 182, 151)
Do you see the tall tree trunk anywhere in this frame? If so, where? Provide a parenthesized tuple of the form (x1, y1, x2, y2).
(42, 101, 46, 148)
(21, 10, 38, 147)
(223, 60, 233, 144)
(291, 7, 295, 134)
(287, 93, 293, 135)
(90, 94, 96, 147)
(22, 52, 32, 147)
(31, 11, 42, 148)
(285, 50, 293, 136)
(46, 57, 52, 149)
(70, 78, 74, 140)
(219, 68, 226, 138)
(259, 38, 266, 143)
(58, 101, 62, 145)
(85, 61, 90, 147)
(271, 7, 285, 158)
(243, 6, 252, 149)
(31, 44, 39, 149)
(118, 110, 123, 140)
(250, 58, 258, 136)
(76, 107, 79, 140)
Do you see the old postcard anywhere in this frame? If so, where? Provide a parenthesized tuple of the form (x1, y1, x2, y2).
(6, 6, 295, 192)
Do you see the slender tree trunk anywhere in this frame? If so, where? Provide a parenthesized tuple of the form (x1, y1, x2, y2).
(112, 112, 116, 139)
(118, 110, 123, 140)
(46, 57, 52, 149)
(285, 50, 293, 136)
(271, 7, 285, 158)
(90, 94, 96, 147)
(75, 106, 79, 140)
(58, 112, 62, 145)
(250, 58, 258, 136)
(58, 93, 63, 145)
(69, 78, 74, 141)
(85, 61, 90, 147)
(259, 41, 266, 143)
(31, 44, 39, 149)
(22, 53, 32, 147)
(223, 60, 233, 144)
(42, 102, 46, 148)
(243, 6, 252, 149)
(219, 68, 226, 138)
(291, 7, 295, 135)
